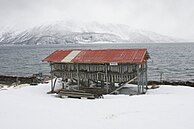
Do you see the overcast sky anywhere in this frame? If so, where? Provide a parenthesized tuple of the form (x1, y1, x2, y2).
(0, 0, 194, 41)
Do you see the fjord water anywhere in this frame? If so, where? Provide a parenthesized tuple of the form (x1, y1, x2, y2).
(0, 43, 193, 81)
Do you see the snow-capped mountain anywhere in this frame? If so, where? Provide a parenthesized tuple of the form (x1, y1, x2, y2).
(0, 21, 180, 45)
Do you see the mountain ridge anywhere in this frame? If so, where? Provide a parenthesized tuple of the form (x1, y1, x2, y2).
(0, 22, 182, 45)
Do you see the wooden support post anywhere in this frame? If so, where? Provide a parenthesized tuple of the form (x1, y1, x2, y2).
(140, 70, 142, 94)
(53, 78, 57, 91)
(137, 64, 140, 94)
(142, 64, 144, 93)
(51, 75, 54, 92)
(145, 61, 148, 90)
(77, 63, 80, 89)
(105, 64, 109, 94)
(50, 63, 54, 92)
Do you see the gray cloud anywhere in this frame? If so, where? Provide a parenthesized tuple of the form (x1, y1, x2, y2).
(0, 0, 194, 41)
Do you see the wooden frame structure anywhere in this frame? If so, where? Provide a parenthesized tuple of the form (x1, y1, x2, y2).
(43, 49, 149, 95)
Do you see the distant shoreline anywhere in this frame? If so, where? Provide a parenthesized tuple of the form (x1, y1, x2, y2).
(0, 75, 40, 86)
(0, 75, 193, 87)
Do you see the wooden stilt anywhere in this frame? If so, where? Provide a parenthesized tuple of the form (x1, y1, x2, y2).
(145, 61, 148, 90)
(77, 63, 80, 89)
(105, 64, 109, 94)
(53, 78, 57, 91)
(137, 65, 140, 94)
(51, 75, 54, 92)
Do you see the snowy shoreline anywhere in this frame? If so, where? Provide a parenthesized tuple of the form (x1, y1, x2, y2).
(1, 75, 194, 88)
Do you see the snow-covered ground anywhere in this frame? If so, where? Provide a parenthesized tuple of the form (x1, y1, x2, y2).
(0, 82, 194, 129)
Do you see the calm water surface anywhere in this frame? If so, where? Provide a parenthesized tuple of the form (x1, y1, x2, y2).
(0, 43, 194, 81)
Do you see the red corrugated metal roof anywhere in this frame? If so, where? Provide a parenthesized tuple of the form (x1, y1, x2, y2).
(43, 50, 72, 62)
(42, 49, 148, 64)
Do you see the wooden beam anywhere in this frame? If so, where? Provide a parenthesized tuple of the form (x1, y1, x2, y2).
(110, 76, 137, 94)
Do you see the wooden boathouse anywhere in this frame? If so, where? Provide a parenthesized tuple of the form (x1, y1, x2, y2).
(43, 48, 149, 97)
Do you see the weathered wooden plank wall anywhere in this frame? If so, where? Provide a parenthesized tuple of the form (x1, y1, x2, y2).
(49, 62, 148, 94)
(51, 63, 139, 83)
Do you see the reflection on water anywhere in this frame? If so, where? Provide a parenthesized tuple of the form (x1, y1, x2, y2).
(0, 43, 194, 81)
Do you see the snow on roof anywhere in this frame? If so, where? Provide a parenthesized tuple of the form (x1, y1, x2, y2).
(42, 48, 149, 64)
